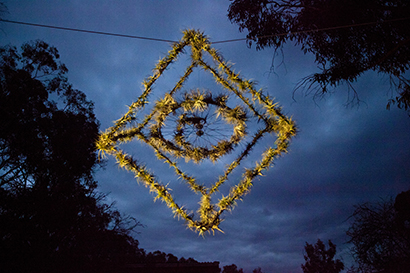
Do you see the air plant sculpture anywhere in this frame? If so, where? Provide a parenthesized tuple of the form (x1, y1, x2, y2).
(97, 29, 296, 235)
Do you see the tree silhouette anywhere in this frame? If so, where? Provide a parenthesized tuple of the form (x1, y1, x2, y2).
(252, 267, 263, 273)
(0, 41, 142, 273)
(301, 239, 344, 273)
(222, 264, 244, 273)
(166, 253, 179, 263)
(0, 2, 7, 19)
(394, 190, 410, 228)
(347, 191, 410, 273)
(228, 0, 410, 113)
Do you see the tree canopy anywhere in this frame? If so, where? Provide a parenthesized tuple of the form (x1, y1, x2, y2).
(228, 0, 410, 113)
(301, 239, 344, 273)
(0, 40, 97, 190)
(346, 190, 410, 272)
(222, 264, 244, 273)
(0, 40, 142, 272)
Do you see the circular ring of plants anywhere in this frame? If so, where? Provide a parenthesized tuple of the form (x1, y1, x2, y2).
(150, 89, 247, 163)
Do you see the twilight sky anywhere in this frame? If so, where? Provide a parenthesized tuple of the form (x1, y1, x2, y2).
(2, 1, 409, 272)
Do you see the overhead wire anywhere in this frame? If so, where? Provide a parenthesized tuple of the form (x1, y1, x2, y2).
(1, 16, 410, 45)
(0, 19, 178, 43)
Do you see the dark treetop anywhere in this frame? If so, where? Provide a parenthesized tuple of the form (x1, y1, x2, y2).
(228, 0, 410, 113)
(0, 40, 142, 273)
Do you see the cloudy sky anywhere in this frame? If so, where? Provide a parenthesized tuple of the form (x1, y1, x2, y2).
(2, 1, 409, 272)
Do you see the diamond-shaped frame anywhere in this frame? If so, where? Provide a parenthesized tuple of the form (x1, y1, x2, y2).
(97, 29, 296, 234)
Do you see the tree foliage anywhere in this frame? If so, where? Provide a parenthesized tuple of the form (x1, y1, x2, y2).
(141, 250, 199, 264)
(301, 239, 344, 273)
(0, 40, 98, 188)
(347, 191, 410, 273)
(0, 2, 7, 18)
(228, 0, 410, 113)
(0, 40, 142, 272)
(222, 264, 244, 273)
(252, 267, 263, 273)
(97, 29, 296, 235)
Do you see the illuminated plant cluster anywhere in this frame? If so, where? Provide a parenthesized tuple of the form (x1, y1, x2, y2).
(97, 29, 296, 235)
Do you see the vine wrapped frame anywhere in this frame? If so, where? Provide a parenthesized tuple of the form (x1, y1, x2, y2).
(97, 29, 296, 234)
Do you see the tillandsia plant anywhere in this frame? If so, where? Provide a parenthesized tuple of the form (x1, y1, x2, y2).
(97, 29, 296, 235)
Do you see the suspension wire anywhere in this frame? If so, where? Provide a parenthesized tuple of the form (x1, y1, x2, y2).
(0, 19, 178, 43)
(2, 16, 410, 45)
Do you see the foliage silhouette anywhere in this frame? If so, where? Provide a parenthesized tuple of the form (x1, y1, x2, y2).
(222, 264, 244, 273)
(228, 0, 410, 113)
(347, 190, 410, 273)
(394, 189, 410, 227)
(97, 29, 296, 235)
(137, 250, 200, 264)
(0, 2, 7, 19)
(0, 40, 143, 273)
(252, 267, 263, 273)
(301, 239, 344, 273)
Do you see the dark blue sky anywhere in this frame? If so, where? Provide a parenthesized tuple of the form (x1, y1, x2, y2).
(2, 1, 409, 272)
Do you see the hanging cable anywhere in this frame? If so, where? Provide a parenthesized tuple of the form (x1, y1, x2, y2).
(0, 19, 178, 43)
(2, 16, 410, 45)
